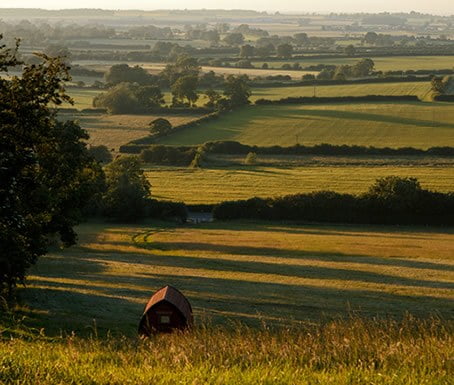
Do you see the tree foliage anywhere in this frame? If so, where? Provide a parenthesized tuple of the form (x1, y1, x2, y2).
(102, 157, 151, 222)
(0, 36, 104, 295)
(93, 82, 164, 113)
(223, 75, 251, 108)
(104, 64, 156, 86)
(150, 118, 172, 135)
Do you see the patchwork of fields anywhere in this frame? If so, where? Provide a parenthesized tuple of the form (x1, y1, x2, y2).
(67, 81, 433, 110)
(155, 102, 454, 148)
(19, 222, 454, 335)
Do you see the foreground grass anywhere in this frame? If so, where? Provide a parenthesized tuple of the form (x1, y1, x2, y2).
(145, 164, 454, 203)
(1, 317, 452, 384)
(155, 102, 454, 148)
(14, 222, 454, 335)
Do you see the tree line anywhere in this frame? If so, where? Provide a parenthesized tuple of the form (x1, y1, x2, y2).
(213, 177, 454, 226)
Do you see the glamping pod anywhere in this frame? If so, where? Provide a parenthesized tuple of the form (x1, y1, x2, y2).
(139, 286, 193, 335)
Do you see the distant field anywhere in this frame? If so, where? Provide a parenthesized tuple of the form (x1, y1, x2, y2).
(155, 103, 454, 148)
(144, 163, 454, 204)
(66, 88, 100, 109)
(251, 81, 432, 101)
(253, 55, 454, 72)
(18, 221, 454, 335)
(59, 112, 203, 151)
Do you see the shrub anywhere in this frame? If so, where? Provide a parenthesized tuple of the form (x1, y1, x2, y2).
(244, 152, 257, 165)
(87, 145, 113, 164)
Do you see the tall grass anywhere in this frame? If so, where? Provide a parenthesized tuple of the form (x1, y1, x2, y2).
(1, 316, 452, 384)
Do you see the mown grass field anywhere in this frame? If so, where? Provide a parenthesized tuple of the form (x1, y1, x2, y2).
(59, 112, 203, 151)
(12, 221, 454, 335)
(250, 81, 433, 101)
(155, 102, 454, 148)
(145, 164, 454, 204)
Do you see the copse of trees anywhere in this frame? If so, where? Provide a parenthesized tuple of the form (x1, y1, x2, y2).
(0, 37, 104, 296)
(93, 82, 165, 113)
(104, 64, 157, 86)
(223, 75, 251, 108)
(223, 32, 245, 46)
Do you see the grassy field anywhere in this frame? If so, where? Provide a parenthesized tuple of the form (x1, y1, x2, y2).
(250, 81, 433, 101)
(59, 112, 203, 151)
(253, 55, 454, 72)
(145, 164, 454, 204)
(155, 102, 454, 148)
(1, 317, 452, 384)
(11, 221, 454, 336)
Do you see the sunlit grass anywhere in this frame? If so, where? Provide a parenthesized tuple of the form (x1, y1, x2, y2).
(145, 164, 454, 204)
(1, 317, 452, 385)
(14, 221, 454, 336)
(155, 102, 454, 148)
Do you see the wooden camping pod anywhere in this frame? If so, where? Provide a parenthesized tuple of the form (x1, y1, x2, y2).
(139, 286, 193, 335)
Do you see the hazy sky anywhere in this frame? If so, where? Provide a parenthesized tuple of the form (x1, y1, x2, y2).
(1, 0, 453, 15)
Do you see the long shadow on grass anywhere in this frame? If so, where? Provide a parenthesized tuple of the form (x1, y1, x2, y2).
(71, 246, 454, 290)
(257, 105, 454, 129)
(22, 269, 454, 336)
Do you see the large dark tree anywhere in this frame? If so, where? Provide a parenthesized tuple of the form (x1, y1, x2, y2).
(223, 75, 251, 108)
(0, 37, 104, 295)
(102, 157, 151, 222)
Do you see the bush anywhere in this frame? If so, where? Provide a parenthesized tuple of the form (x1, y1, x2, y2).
(244, 152, 257, 165)
(150, 118, 172, 135)
(140, 145, 196, 166)
(87, 145, 113, 164)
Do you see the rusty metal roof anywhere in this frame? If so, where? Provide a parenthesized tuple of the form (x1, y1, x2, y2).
(143, 286, 193, 322)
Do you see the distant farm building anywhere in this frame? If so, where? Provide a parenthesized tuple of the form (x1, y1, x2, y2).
(138, 286, 193, 335)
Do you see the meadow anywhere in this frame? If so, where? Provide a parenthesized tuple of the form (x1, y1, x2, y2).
(155, 102, 454, 148)
(1, 317, 452, 384)
(11, 221, 454, 335)
(145, 163, 454, 204)
(1, 221, 452, 384)
(250, 81, 433, 101)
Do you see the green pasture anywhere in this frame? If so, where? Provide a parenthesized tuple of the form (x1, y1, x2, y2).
(145, 164, 454, 204)
(155, 102, 454, 148)
(250, 81, 433, 101)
